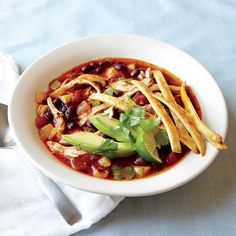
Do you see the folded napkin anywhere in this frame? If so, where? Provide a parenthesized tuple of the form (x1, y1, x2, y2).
(0, 52, 124, 236)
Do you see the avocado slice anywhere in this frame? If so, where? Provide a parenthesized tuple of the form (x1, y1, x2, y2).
(89, 115, 130, 142)
(62, 131, 135, 158)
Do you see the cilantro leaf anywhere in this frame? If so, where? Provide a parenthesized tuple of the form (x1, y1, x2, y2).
(119, 113, 128, 123)
(121, 126, 130, 137)
(103, 87, 115, 96)
(123, 94, 135, 105)
(139, 117, 161, 131)
(118, 105, 159, 141)
(112, 125, 131, 143)
(129, 117, 140, 127)
(125, 105, 144, 118)
(155, 128, 170, 147)
(130, 126, 142, 139)
(98, 139, 118, 157)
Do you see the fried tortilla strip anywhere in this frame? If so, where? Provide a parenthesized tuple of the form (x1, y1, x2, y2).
(131, 80, 181, 153)
(171, 112, 199, 153)
(50, 74, 106, 97)
(153, 70, 199, 153)
(89, 93, 132, 111)
(180, 82, 227, 150)
(149, 84, 180, 94)
(126, 84, 180, 97)
(153, 93, 206, 156)
(78, 103, 111, 126)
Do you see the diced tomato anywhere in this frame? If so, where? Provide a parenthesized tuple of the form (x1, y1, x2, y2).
(133, 92, 149, 105)
(35, 117, 48, 128)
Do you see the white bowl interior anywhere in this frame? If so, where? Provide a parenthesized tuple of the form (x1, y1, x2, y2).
(9, 34, 228, 196)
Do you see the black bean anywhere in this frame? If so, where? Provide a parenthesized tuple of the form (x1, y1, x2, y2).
(114, 63, 126, 70)
(95, 61, 110, 73)
(130, 69, 140, 78)
(95, 66, 103, 73)
(98, 61, 110, 67)
(61, 104, 68, 113)
(81, 64, 95, 73)
(53, 98, 64, 110)
(113, 108, 120, 119)
(67, 121, 76, 130)
(89, 62, 97, 68)
(44, 110, 54, 121)
(64, 105, 77, 121)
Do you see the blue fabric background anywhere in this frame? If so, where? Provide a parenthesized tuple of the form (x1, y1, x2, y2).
(0, 1, 235, 235)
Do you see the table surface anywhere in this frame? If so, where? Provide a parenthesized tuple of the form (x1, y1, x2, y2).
(1, 1, 235, 235)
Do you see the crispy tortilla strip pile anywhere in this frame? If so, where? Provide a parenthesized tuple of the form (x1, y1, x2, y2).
(151, 70, 226, 154)
(130, 69, 226, 155)
(153, 70, 199, 154)
(180, 82, 227, 150)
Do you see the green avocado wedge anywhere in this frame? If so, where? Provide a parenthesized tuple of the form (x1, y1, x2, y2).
(62, 131, 135, 158)
(89, 115, 130, 143)
(135, 131, 162, 163)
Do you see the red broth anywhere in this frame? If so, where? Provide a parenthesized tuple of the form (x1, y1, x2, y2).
(35, 58, 202, 180)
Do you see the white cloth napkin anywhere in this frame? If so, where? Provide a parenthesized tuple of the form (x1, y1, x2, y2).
(0, 52, 124, 236)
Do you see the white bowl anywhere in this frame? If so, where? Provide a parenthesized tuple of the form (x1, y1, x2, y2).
(8, 34, 228, 196)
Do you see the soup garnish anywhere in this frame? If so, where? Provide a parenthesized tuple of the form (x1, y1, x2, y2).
(35, 58, 227, 180)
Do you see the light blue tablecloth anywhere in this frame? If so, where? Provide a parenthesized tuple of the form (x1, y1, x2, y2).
(1, 1, 235, 235)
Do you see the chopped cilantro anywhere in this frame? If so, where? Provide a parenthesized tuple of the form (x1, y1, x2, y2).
(119, 113, 128, 123)
(129, 117, 140, 127)
(117, 105, 160, 141)
(123, 94, 135, 105)
(155, 128, 170, 147)
(103, 87, 116, 96)
(112, 125, 131, 143)
(139, 117, 161, 132)
(98, 139, 118, 157)
(124, 105, 144, 118)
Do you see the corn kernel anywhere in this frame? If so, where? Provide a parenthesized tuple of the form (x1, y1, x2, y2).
(105, 67, 118, 78)
(98, 157, 111, 168)
(36, 91, 47, 104)
(92, 167, 109, 179)
(127, 63, 135, 71)
(133, 166, 151, 178)
(37, 105, 48, 117)
(40, 123, 54, 140)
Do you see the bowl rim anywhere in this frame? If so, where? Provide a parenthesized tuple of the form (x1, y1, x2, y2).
(8, 34, 228, 196)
